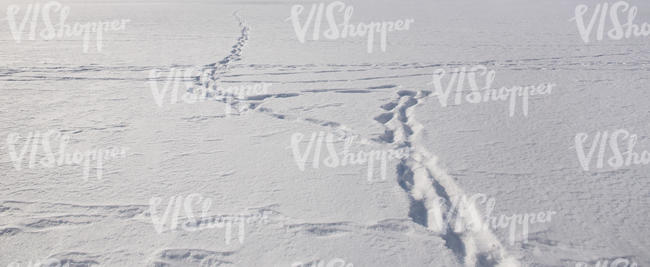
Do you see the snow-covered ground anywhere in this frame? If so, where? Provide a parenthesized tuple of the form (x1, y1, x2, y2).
(1, 0, 648, 266)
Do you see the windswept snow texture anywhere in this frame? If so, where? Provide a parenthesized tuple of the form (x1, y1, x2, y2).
(1, 0, 649, 266)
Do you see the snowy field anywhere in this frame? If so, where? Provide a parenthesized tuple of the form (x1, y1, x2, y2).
(0, 0, 649, 266)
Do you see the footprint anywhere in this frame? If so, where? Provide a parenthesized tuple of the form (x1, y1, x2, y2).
(374, 113, 394, 124)
(380, 102, 398, 111)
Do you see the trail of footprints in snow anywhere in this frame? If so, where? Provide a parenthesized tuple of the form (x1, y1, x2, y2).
(189, 11, 323, 126)
(179, 12, 522, 267)
(377, 90, 520, 267)
(186, 12, 392, 141)
(190, 11, 253, 113)
(191, 12, 364, 139)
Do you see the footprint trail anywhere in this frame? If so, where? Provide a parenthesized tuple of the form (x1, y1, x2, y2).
(377, 90, 520, 267)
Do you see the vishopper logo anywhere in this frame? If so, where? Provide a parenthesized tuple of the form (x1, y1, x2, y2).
(287, 1, 414, 53)
(574, 129, 650, 171)
(433, 193, 556, 245)
(570, 1, 650, 43)
(290, 131, 410, 182)
(575, 257, 638, 267)
(7, 258, 68, 267)
(148, 194, 270, 245)
(5, 1, 130, 53)
(148, 67, 271, 115)
(291, 258, 353, 267)
(429, 65, 555, 117)
(6, 130, 129, 181)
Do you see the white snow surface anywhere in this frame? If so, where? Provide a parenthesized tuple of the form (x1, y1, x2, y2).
(0, 0, 648, 266)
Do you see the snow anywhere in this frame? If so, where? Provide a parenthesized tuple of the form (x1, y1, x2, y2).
(1, 0, 648, 266)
